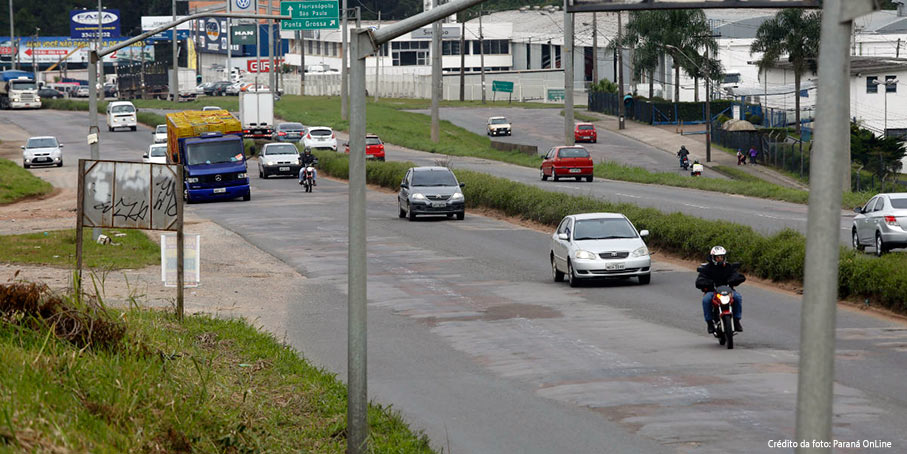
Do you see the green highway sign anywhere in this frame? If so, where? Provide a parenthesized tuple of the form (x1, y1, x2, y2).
(492, 80, 514, 93)
(280, 1, 340, 30)
(547, 88, 565, 101)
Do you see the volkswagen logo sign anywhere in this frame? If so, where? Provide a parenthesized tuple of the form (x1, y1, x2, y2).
(235, 0, 251, 9)
(215, 175, 222, 182)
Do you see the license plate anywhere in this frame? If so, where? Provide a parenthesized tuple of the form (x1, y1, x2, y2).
(34, 158, 48, 162)
(279, 166, 290, 171)
(605, 263, 625, 271)
(570, 168, 582, 173)
(213, 188, 226, 194)
(431, 202, 447, 208)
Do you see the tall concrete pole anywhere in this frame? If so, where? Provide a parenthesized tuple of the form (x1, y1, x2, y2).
(348, 28, 368, 454)
(298, 29, 305, 95)
(254, 0, 260, 88)
(269, 0, 275, 91)
(226, 0, 232, 82)
(479, 5, 485, 103)
(563, 2, 574, 145)
(341, 0, 348, 120)
(171, 0, 178, 101)
(431, 0, 441, 143)
(458, 19, 465, 101)
(374, 11, 380, 102)
(592, 12, 597, 85)
(98, 0, 105, 98)
(794, 0, 864, 450)
(617, 11, 625, 130)
(8, 0, 14, 70)
(89, 51, 101, 241)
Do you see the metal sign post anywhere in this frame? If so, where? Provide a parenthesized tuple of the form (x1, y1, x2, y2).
(430, 0, 441, 143)
(564, 0, 575, 145)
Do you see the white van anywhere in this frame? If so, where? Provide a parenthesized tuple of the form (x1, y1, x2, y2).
(106, 101, 137, 132)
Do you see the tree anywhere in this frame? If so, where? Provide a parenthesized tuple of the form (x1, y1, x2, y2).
(750, 9, 821, 135)
(617, 9, 717, 102)
(851, 124, 906, 188)
(590, 78, 618, 94)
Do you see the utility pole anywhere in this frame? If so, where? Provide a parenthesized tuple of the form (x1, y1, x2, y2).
(591, 12, 597, 85)
(459, 19, 465, 101)
(226, 0, 232, 83)
(171, 0, 178, 101)
(341, 0, 348, 120)
(98, 0, 105, 99)
(269, 0, 275, 91)
(374, 11, 380, 102)
(897, 37, 901, 58)
(617, 11, 625, 130)
(32, 28, 38, 79)
(300, 31, 306, 95)
(563, 1, 574, 145)
(8, 0, 13, 70)
(479, 4, 485, 103)
(431, 0, 441, 143)
(254, 0, 260, 89)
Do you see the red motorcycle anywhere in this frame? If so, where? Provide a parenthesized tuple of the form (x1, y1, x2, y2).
(710, 285, 736, 349)
(299, 165, 316, 193)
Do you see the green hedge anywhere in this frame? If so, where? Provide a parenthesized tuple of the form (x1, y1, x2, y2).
(314, 151, 907, 314)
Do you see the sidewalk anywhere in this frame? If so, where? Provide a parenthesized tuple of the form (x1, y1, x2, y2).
(582, 111, 809, 191)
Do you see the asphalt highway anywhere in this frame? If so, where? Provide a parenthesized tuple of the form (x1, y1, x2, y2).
(5, 108, 906, 453)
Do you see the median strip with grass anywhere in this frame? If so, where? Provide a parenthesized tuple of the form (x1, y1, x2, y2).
(41, 99, 166, 129)
(315, 151, 907, 315)
(0, 158, 53, 204)
(0, 281, 434, 453)
(0, 229, 159, 269)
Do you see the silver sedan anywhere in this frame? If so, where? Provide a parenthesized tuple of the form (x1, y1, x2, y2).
(550, 213, 652, 287)
(852, 193, 907, 256)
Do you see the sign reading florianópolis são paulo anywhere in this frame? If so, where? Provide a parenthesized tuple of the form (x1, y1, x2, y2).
(280, 1, 340, 30)
(70, 10, 121, 40)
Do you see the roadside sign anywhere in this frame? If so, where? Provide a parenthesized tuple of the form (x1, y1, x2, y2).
(411, 25, 461, 40)
(161, 234, 200, 288)
(81, 160, 180, 231)
(70, 9, 121, 40)
(492, 80, 514, 93)
(547, 88, 565, 102)
(232, 24, 257, 45)
(280, 1, 340, 30)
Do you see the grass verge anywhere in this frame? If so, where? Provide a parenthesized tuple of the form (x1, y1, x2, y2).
(0, 158, 53, 204)
(0, 281, 434, 453)
(314, 151, 907, 315)
(41, 99, 166, 129)
(0, 229, 159, 269)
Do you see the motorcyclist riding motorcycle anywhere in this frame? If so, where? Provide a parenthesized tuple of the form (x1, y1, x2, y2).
(677, 146, 690, 168)
(299, 148, 318, 186)
(695, 246, 745, 334)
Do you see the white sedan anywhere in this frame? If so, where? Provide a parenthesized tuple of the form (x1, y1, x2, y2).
(303, 126, 337, 151)
(143, 143, 168, 164)
(550, 213, 652, 287)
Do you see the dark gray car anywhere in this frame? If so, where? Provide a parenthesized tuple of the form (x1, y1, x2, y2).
(398, 166, 466, 221)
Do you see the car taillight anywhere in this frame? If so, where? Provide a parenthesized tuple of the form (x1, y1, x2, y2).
(278, 132, 287, 136)
(331, 132, 336, 139)
(885, 215, 899, 226)
(306, 133, 312, 139)
(243, 129, 250, 134)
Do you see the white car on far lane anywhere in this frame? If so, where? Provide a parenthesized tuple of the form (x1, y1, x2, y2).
(303, 126, 337, 151)
(144, 143, 168, 164)
(152, 124, 167, 143)
(550, 213, 652, 287)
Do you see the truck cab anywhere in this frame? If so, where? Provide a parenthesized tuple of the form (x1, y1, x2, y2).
(0, 72, 42, 109)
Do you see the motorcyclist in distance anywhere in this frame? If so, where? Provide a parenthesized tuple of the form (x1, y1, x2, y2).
(677, 145, 690, 167)
(695, 246, 746, 334)
(299, 147, 318, 186)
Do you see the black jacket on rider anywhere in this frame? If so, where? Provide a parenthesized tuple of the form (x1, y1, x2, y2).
(677, 148, 690, 158)
(695, 261, 746, 292)
(301, 153, 317, 166)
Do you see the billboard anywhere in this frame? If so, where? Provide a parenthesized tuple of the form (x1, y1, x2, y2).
(141, 16, 191, 41)
(3, 37, 146, 64)
(70, 9, 121, 40)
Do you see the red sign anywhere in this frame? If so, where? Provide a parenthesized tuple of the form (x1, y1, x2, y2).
(24, 48, 69, 56)
(247, 58, 284, 73)
(0, 46, 12, 55)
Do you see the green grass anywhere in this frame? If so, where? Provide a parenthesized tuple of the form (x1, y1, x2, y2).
(0, 158, 53, 204)
(559, 109, 600, 123)
(132, 97, 240, 111)
(0, 300, 435, 453)
(314, 151, 907, 315)
(0, 229, 159, 269)
(41, 99, 166, 129)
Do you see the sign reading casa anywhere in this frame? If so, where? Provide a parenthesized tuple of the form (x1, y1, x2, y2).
(70, 10, 121, 40)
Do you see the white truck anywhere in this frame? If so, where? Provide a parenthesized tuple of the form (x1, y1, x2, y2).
(239, 91, 274, 139)
(0, 71, 41, 109)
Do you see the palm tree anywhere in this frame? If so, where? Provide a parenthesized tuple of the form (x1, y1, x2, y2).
(750, 9, 821, 135)
(618, 10, 717, 102)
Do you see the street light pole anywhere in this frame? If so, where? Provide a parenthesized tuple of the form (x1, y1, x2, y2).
(171, 0, 178, 101)
(431, 0, 441, 143)
(341, 0, 348, 120)
(98, 0, 105, 98)
(665, 43, 712, 161)
(479, 4, 485, 103)
(8, 0, 13, 70)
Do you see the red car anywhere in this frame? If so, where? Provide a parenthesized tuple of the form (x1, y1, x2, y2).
(344, 133, 386, 161)
(540, 146, 594, 182)
(574, 123, 597, 143)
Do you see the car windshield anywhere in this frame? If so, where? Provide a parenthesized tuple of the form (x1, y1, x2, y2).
(111, 105, 135, 114)
(573, 218, 638, 240)
(491, 118, 508, 124)
(11, 81, 36, 90)
(578, 125, 594, 130)
(558, 147, 590, 158)
(412, 170, 458, 187)
(309, 129, 332, 136)
(890, 198, 907, 209)
(185, 139, 244, 165)
(280, 123, 304, 131)
(366, 137, 382, 145)
(149, 146, 167, 157)
(26, 138, 58, 148)
(155, 125, 167, 133)
(265, 145, 297, 155)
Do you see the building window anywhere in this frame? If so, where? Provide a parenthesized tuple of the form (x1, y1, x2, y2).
(315, 40, 322, 56)
(306, 40, 312, 54)
(333, 42, 339, 57)
(393, 50, 428, 66)
(555, 45, 561, 68)
(867, 76, 878, 93)
(542, 44, 551, 69)
(442, 41, 461, 56)
(886, 75, 898, 93)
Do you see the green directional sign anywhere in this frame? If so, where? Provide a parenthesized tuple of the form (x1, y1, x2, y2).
(280, 1, 340, 30)
(492, 80, 514, 93)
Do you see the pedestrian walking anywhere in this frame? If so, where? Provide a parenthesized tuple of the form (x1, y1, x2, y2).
(749, 147, 757, 165)
(737, 149, 746, 166)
